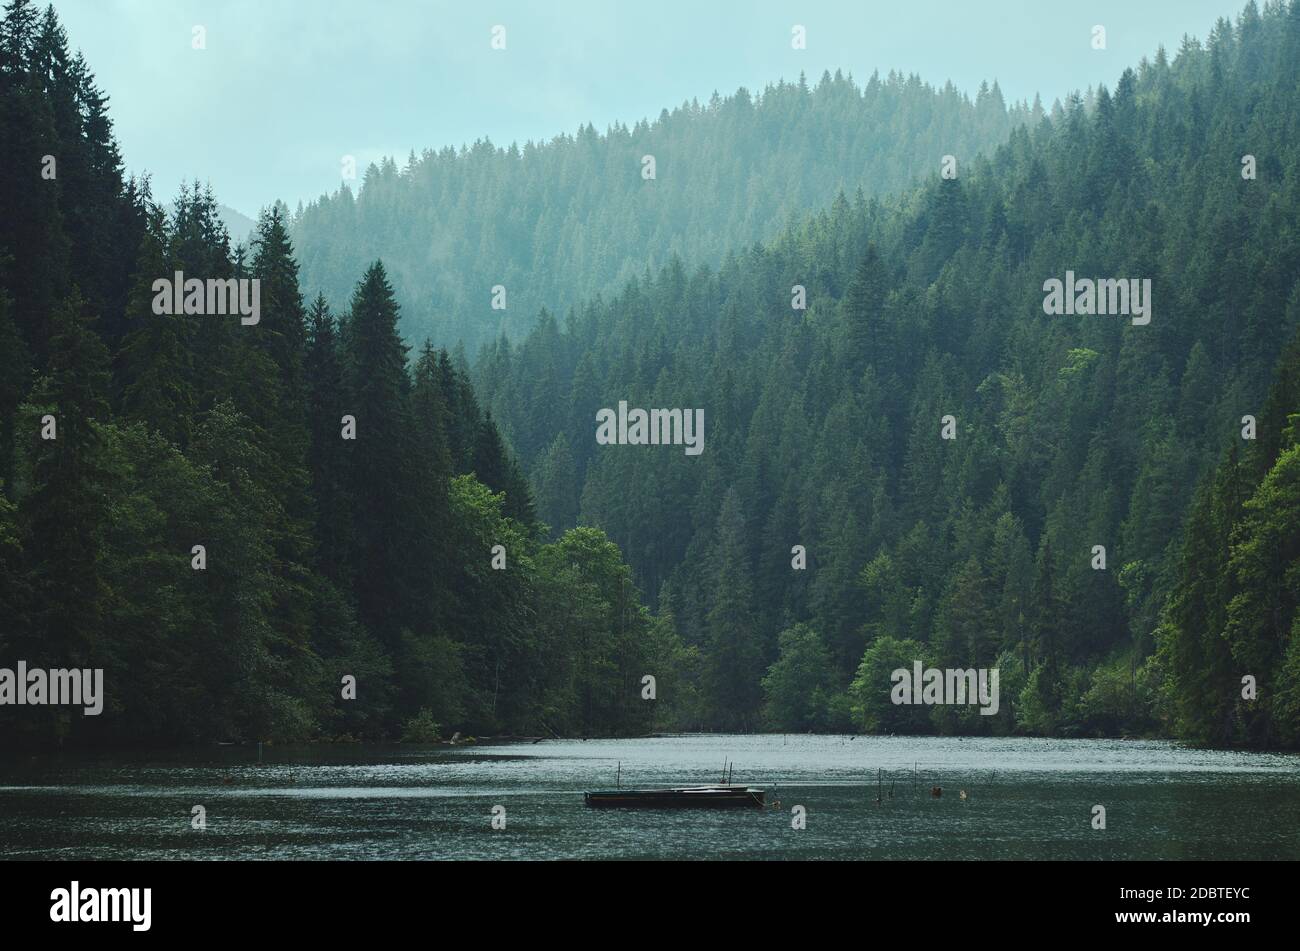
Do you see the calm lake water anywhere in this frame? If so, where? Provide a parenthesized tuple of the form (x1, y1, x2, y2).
(3, 734, 1299, 860)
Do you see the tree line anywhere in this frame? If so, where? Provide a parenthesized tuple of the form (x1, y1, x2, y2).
(0, 0, 674, 747)
(472, 1, 1300, 745)
(4, 0, 1298, 748)
(290, 65, 1031, 354)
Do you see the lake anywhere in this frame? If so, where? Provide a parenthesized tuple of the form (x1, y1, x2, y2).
(3, 734, 1299, 860)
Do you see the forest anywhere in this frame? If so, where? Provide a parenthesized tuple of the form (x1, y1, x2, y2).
(465, 1, 1300, 745)
(0, 0, 665, 746)
(2, 0, 1299, 749)
(289, 66, 1030, 352)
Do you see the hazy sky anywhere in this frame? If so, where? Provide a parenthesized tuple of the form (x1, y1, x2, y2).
(50, 0, 1243, 216)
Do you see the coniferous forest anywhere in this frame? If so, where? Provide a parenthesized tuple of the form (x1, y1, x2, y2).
(2, 0, 1300, 753)
(290, 70, 1028, 352)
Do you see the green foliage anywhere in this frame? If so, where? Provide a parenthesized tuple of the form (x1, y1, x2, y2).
(292, 72, 1027, 353)
(849, 636, 930, 734)
(5, 1, 1300, 749)
(465, 3, 1300, 745)
(532, 525, 657, 736)
(1077, 655, 1153, 737)
(400, 708, 442, 744)
(761, 624, 838, 731)
(0, 3, 670, 747)
(642, 608, 705, 731)
(1015, 666, 1059, 736)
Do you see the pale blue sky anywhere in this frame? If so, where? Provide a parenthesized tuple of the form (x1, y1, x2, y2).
(50, 0, 1244, 215)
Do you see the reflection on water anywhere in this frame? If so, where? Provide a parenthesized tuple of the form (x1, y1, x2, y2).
(2, 735, 1298, 859)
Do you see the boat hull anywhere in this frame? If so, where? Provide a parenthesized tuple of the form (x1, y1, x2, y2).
(584, 786, 765, 809)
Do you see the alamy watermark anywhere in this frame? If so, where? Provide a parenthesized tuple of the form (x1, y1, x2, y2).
(50, 882, 150, 931)
(595, 401, 704, 456)
(0, 662, 103, 715)
(151, 270, 260, 325)
(1042, 271, 1151, 325)
(891, 662, 999, 715)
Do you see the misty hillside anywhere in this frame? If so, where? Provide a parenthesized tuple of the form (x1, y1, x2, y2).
(2, 0, 1298, 749)
(217, 203, 255, 247)
(290, 71, 1033, 352)
(475, 2, 1300, 741)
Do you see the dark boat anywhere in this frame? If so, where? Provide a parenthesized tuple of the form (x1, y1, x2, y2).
(584, 784, 765, 809)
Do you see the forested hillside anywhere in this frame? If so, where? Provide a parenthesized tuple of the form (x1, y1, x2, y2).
(0, 0, 670, 746)
(4, 0, 1298, 750)
(290, 70, 1031, 352)
(476, 1, 1300, 743)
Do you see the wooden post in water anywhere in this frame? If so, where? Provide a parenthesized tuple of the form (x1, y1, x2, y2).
(617, 761, 621, 788)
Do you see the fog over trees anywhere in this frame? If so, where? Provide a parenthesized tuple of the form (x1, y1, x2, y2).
(2, 0, 1298, 748)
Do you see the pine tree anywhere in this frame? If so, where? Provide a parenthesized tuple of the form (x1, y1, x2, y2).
(304, 293, 350, 583)
(118, 202, 194, 446)
(705, 488, 762, 729)
(20, 292, 112, 722)
(842, 243, 887, 369)
(533, 432, 579, 538)
(340, 261, 424, 645)
(0, 286, 30, 490)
